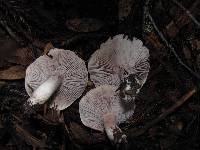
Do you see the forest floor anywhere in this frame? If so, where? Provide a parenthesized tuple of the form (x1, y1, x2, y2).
(0, 0, 200, 149)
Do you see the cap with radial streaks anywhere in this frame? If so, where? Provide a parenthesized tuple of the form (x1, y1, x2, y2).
(79, 85, 135, 131)
(25, 48, 88, 110)
(88, 34, 150, 88)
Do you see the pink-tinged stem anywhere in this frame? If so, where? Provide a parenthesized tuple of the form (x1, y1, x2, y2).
(103, 113, 127, 144)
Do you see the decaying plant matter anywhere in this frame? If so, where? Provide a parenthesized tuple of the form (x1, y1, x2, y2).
(0, 0, 200, 150)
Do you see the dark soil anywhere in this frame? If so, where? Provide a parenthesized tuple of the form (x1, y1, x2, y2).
(0, 0, 200, 149)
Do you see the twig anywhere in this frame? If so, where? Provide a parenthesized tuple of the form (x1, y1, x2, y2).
(128, 87, 196, 137)
(148, 13, 200, 79)
(144, 0, 200, 80)
(123, 99, 166, 131)
(14, 123, 48, 149)
(171, 0, 200, 28)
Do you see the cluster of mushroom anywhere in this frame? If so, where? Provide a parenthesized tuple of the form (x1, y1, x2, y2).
(25, 34, 150, 144)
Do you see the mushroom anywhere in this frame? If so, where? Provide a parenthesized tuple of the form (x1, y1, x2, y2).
(79, 85, 135, 144)
(27, 75, 62, 105)
(88, 34, 150, 101)
(25, 48, 88, 110)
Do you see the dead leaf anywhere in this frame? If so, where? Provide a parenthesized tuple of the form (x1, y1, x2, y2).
(145, 32, 164, 50)
(0, 66, 26, 80)
(43, 42, 54, 55)
(7, 47, 35, 66)
(66, 18, 104, 32)
(118, 0, 134, 20)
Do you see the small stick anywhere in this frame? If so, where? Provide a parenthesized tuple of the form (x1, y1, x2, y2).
(129, 87, 196, 137)
(144, 0, 200, 80)
(147, 11, 200, 80)
(14, 123, 47, 148)
(171, 0, 200, 28)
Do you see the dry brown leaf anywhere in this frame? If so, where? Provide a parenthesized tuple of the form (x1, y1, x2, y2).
(0, 66, 26, 80)
(118, 0, 134, 20)
(7, 47, 35, 66)
(145, 32, 164, 50)
(43, 42, 54, 55)
(66, 18, 104, 32)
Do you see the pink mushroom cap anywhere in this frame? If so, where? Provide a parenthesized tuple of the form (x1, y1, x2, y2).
(25, 48, 88, 110)
(79, 85, 134, 132)
(88, 34, 150, 88)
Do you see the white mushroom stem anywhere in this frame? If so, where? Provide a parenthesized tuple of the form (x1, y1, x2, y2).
(103, 113, 127, 144)
(28, 75, 62, 105)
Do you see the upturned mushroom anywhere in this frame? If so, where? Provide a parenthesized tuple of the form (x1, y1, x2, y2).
(88, 34, 150, 102)
(79, 85, 135, 144)
(25, 48, 88, 110)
